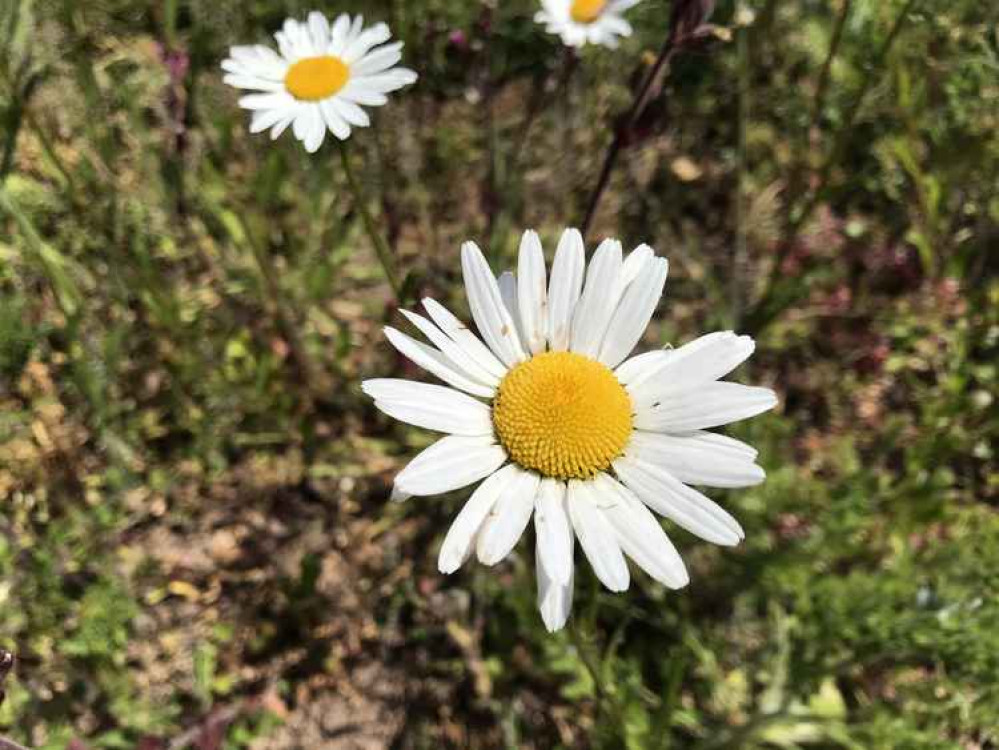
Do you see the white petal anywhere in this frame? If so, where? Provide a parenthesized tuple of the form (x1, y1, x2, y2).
(329, 96, 370, 128)
(383, 327, 494, 398)
(328, 13, 352, 55)
(339, 80, 389, 106)
(421, 298, 508, 380)
(567, 480, 629, 592)
(598, 243, 654, 322)
(238, 92, 294, 110)
(301, 105, 326, 153)
(438, 464, 520, 573)
(390, 484, 411, 503)
(460, 242, 527, 366)
(613, 456, 744, 546)
(341, 22, 392, 63)
(547, 228, 585, 351)
(615, 349, 670, 385)
(283, 18, 315, 57)
(281, 18, 314, 52)
(517, 230, 548, 355)
(536, 536, 574, 632)
(563, 26, 588, 47)
(570, 238, 623, 357)
(395, 435, 506, 496)
(351, 41, 404, 76)
(625, 431, 765, 488)
(534, 479, 573, 586)
(348, 15, 365, 46)
(498, 271, 527, 346)
(625, 332, 756, 409)
(598, 257, 668, 368)
(270, 112, 295, 139)
(291, 107, 308, 141)
(690, 431, 759, 460)
(350, 69, 417, 93)
(633, 382, 778, 432)
(476, 468, 541, 565)
(619, 244, 654, 288)
(362, 378, 493, 435)
(250, 107, 290, 134)
(224, 73, 286, 92)
(592, 474, 688, 588)
(399, 309, 499, 388)
(307, 11, 331, 49)
(599, 15, 632, 37)
(274, 30, 297, 61)
(319, 99, 351, 140)
(224, 45, 287, 79)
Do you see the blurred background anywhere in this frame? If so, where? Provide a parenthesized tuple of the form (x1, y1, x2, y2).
(0, 0, 997, 747)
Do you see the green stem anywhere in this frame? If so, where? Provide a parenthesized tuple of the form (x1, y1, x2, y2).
(0, 66, 78, 198)
(236, 213, 322, 402)
(568, 619, 608, 704)
(339, 144, 402, 300)
(812, 0, 853, 124)
(0, 185, 81, 317)
(579, 30, 678, 239)
(568, 616, 627, 740)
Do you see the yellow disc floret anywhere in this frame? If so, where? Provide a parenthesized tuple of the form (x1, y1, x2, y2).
(284, 55, 350, 101)
(493, 351, 633, 480)
(570, 0, 608, 24)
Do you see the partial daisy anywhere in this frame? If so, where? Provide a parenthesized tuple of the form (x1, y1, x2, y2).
(221, 11, 417, 153)
(364, 229, 777, 632)
(535, 0, 641, 48)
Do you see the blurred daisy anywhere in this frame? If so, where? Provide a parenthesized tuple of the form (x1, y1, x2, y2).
(364, 229, 776, 631)
(222, 12, 417, 153)
(536, 0, 641, 48)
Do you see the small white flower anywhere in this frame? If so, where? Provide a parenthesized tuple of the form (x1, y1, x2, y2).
(364, 229, 777, 632)
(221, 11, 417, 153)
(535, 0, 641, 49)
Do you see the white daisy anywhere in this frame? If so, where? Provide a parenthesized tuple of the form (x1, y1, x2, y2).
(221, 12, 417, 153)
(364, 229, 777, 632)
(535, 0, 641, 49)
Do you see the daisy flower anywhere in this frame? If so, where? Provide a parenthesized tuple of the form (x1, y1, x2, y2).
(221, 12, 417, 153)
(535, 0, 641, 48)
(364, 229, 777, 632)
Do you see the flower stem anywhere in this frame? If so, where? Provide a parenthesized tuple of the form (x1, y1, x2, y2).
(236, 213, 323, 405)
(579, 38, 677, 240)
(569, 618, 608, 704)
(568, 613, 628, 741)
(339, 144, 402, 300)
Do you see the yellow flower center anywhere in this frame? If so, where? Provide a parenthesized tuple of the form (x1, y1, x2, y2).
(570, 0, 608, 24)
(493, 351, 632, 480)
(284, 55, 350, 101)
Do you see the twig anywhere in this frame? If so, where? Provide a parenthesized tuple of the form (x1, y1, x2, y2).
(580, 1, 714, 238)
(579, 38, 676, 239)
(812, 0, 853, 123)
(166, 700, 245, 750)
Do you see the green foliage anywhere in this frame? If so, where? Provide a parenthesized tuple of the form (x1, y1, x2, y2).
(0, 0, 995, 748)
